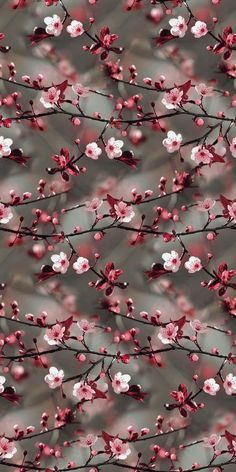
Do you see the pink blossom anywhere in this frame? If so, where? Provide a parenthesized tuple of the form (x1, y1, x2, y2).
(45, 366, 64, 389)
(158, 323, 179, 344)
(0, 204, 13, 224)
(40, 87, 61, 109)
(223, 373, 236, 395)
(85, 142, 102, 160)
(0, 136, 13, 157)
(44, 324, 66, 345)
(66, 20, 84, 38)
(72, 82, 89, 97)
(184, 256, 202, 273)
(85, 198, 103, 212)
(109, 438, 131, 460)
(73, 381, 95, 401)
(227, 202, 236, 222)
(191, 21, 208, 38)
(77, 319, 95, 333)
(162, 250, 181, 272)
(162, 88, 183, 110)
(191, 146, 213, 164)
(0, 376, 6, 394)
(51, 252, 70, 274)
(112, 372, 131, 394)
(169, 16, 188, 38)
(229, 137, 236, 157)
(114, 201, 135, 223)
(203, 434, 221, 448)
(105, 137, 124, 159)
(203, 378, 220, 396)
(162, 130, 182, 153)
(44, 14, 63, 37)
(197, 198, 216, 212)
(190, 319, 207, 333)
(195, 83, 213, 97)
(80, 434, 98, 448)
(73, 257, 90, 274)
(0, 437, 17, 459)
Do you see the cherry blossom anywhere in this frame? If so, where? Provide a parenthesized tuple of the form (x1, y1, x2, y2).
(184, 256, 202, 273)
(191, 21, 208, 38)
(105, 137, 124, 159)
(169, 16, 188, 38)
(197, 198, 216, 212)
(73, 257, 90, 274)
(229, 137, 236, 157)
(190, 319, 208, 333)
(66, 20, 84, 38)
(162, 250, 181, 272)
(114, 201, 135, 223)
(0, 136, 13, 157)
(223, 373, 236, 395)
(162, 88, 184, 110)
(44, 15, 63, 37)
(44, 366, 64, 389)
(203, 434, 221, 448)
(109, 438, 131, 460)
(51, 252, 70, 274)
(77, 319, 95, 333)
(73, 381, 95, 401)
(195, 83, 214, 97)
(0, 437, 17, 459)
(0, 204, 13, 224)
(162, 131, 182, 153)
(227, 202, 236, 222)
(0, 376, 6, 394)
(112, 372, 131, 394)
(203, 378, 220, 396)
(191, 146, 213, 164)
(44, 324, 66, 345)
(85, 198, 103, 212)
(158, 323, 179, 344)
(72, 83, 89, 97)
(40, 87, 61, 109)
(85, 142, 102, 160)
(80, 434, 98, 448)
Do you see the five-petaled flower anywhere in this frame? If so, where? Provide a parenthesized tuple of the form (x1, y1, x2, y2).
(162, 250, 181, 272)
(169, 16, 188, 38)
(190, 319, 207, 333)
(80, 434, 98, 448)
(85, 198, 103, 212)
(191, 146, 213, 165)
(73, 381, 95, 401)
(45, 366, 64, 389)
(109, 438, 131, 460)
(162, 88, 183, 109)
(191, 21, 208, 38)
(44, 14, 63, 37)
(203, 434, 221, 448)
(184, 256, 202, 273)
(66, 20, 84, 38)
(112, 372, 131, 394)
(44, 324, 66, 345)
(223, 373, 236, 395)
(203, 378, 220, 396)
(73, 257, 90, 274)
(162, 130, 182, 153)
(105, 137, 124, 159)
(114, 201, 135, 223)
(77, 319, 95, 333)
(158, 323, 179, 344)
(0, 204, 13, 224)
(72, 82, 89, 97)
(40, 87, 61, 109)
(0, 437, 17, 459)
(85, 142, 102, 160)
(197, 198, 216, 212)
(195, 83, 213, 97)
(51, 252, 70, 274)
(0, 136, 13, 157)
